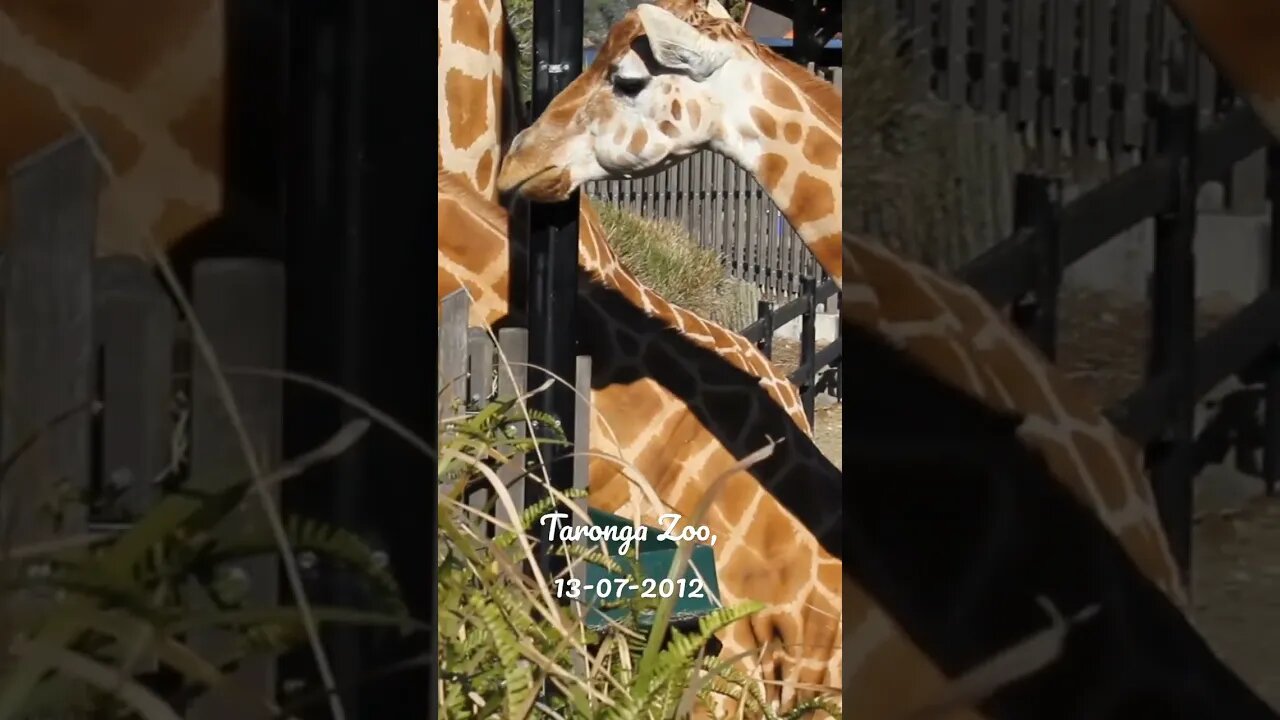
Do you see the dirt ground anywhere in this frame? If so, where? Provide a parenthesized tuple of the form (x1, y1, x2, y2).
(771, 291, 1280, 705)
(768, 339, 842, 468)
(1058, 289, 1280, 707)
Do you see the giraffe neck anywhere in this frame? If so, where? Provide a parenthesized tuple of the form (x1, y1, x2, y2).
(437, 0, 511, 200)
(439, 173, 843, 712)
(0, 4, 224, 258)
(719, 48, 842, 283)
(439, 169, 813, 435)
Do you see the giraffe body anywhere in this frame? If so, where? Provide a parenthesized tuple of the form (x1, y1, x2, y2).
(436, 1, 852, 712)
(439, 171, 845, 713)
(0, 0, 223, 258)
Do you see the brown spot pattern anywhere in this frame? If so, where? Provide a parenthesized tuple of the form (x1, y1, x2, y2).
(475, 148, 495, 193)
(802, 127, 840, 169)
(452, 0, 492, 53)
(166, 78, 223, 177)
(659, 120, 680, 137)
(786, 172, 834, 225)
(4, 0, 215, 91)
(761, 72, 803, 111)
(750, 107, 778, 139)
(445, 69, 490, 150)
(757, 152, 788, 189)
(688, 99, 702, 126)
(627, 128, 648, 155)
(783, 122, 802, 144)
(670, 99, 682, 120)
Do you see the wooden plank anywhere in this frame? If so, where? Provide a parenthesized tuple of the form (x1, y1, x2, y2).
(939, 0, 970, 105)
(734, 164, 748, 281)
(991, 114, 1015, 240)
(93, 256, 176, 519)
(438, 290, 469, 416)
(1013, 0, 1042, 127)
(186, 258, 285, 720)
(1196, 49, 1217, 127)
(1228, 149, 1268, 215)
(713, 154, 726, 259)
(1086, 0, 1113, 146)
(2, 135, 96, 546)
(466, 327, 494, 526)
(656, 163, 668, 220)
(976, 0, 1005, 113)
(1118, 0, 1150, 150)
(572, 356, 592, 497)
(495, 328, 529, 529)
(1047, 0, 1076, 137)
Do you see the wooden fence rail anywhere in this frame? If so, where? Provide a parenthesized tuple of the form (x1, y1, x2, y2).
(436, 289, 592, 536)
(958, 101, 1280, 581)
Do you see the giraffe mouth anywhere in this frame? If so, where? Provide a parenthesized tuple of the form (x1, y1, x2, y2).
(497, 161, 574, 202)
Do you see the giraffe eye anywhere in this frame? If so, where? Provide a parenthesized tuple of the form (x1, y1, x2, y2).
(612, 75, 649, 97)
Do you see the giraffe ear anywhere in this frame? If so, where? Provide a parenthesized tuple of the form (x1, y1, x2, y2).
(636, 3, 731, 82)
(703, 0, 732, 20)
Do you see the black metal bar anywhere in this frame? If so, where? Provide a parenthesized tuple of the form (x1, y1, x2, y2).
(525, 0, 582, 594)
(800, 277, 817, 426)
(269, 0, 434, 716)
(791, 0, 820, 65)
(757, 299, 775, 359)
(1009, 174, 1061, 359)
(1265, 145, 1280, 496)
(1145, 100, 1198, 586)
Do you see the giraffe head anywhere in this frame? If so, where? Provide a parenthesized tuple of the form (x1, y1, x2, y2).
(496, 0, 823, 201)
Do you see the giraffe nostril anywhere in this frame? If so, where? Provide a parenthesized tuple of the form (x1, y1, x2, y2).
(508, 129, 530, 154)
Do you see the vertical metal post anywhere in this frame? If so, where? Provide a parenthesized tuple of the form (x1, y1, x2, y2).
(800, 277, 817, 426)
(1146, 100, 1198, 585)
(792, 0, 818, 64)
(1010, 174, 1061, 360)
(1264, 145, 1280, 496)
(271, 0, 434, 716)
(526, 0, 583, 585)
(756, 300, 775, 359)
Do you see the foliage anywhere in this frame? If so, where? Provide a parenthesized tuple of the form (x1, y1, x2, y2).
(842, 4, 1014, 270)
(595, 203, 757, 327)
(437, 391, 841, 718)
(0, 420, 420, 718)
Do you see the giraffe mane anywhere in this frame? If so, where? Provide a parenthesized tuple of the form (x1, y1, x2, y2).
(753, 44, 843, 129)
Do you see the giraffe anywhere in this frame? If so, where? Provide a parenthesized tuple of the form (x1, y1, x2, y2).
(439, 170, 845, 715)
(491, 0, 1237, 715)
(495, 0, 843, 285)
(0, 0, 223, 259)
(437, 0, 512, 201)
(437, 0, 850, 713)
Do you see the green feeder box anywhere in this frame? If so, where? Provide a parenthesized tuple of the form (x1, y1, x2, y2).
(573, 508, 721, 632)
